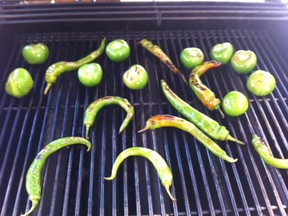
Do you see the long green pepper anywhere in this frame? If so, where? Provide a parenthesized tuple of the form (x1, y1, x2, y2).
(188, 61, 224, 116)
(139, 115, 238, 163)
(44, 38, 106, 95)
(138, 38, 187, 83)
(105, 147, 176, 202)
(252, 134, 288, 169)
(161, 79, 244, 145)
(84, 96, 134, 139)
(21, 137, 91, 216)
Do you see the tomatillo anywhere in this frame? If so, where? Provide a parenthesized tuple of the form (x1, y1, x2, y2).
(230, 50, 257, 74)
(5, 68, 34, 98)
(22, 43, 49, 64)
(77, 63, 103, 87)
(210, 42, 234, 64)
(180, 47, 204, 70)
(222, 91, 249, 117)
(246, 70, 276, 96)
(123, 64, 148, 90)
(106, 39, 130, 63)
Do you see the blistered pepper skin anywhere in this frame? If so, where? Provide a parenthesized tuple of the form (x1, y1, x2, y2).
(161, 79, 244, 144)
(44, 38, 106, 95)
(22, 137, 91, 216)
(139, 115, 238, 163)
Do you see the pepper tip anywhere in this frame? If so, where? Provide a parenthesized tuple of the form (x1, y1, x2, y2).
(227, 135, 245, 145)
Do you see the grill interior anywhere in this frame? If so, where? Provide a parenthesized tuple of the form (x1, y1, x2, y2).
(0, 3, 288, 215)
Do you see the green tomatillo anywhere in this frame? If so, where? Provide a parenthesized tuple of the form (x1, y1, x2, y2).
(222, 91, 249, 117)
(5, 68, 34, 98)
(22, 43, 49, 65)
(106, 39, 130, 63)
(246, 70, 276, 96)
(123, 64, 148, 90)
(210, 42, 234, 64)
(180, 47, 204, 70)
(77, 63, 103, 87)
(230, 50, 257, 74)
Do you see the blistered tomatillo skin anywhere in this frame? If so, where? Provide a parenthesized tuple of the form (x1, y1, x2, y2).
(22, 43, 49, 65)
(77, 63, 103, 87)
(230, 50, 257, 74)
(106, 39, 130, 62)
(123, 64, 148, 90)
(246, 70, 276, 96)
(222, 91, 249, 117)
(210, 42, 234, 65)
(5, 68, 34, 98)
(180, 47, 204, 70)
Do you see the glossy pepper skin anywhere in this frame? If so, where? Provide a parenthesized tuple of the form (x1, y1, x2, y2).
(252, 135, 288, 169)
(189, 61, 224, 117)
(138, 39, 187, 83)
(139, 115, 238, 163)
(161, 80, 244, 144)
(21, 137, 91, 216)
(84, 96, 134, 139)
(44, 38, 106, 95)
(105, 147, 176, 202)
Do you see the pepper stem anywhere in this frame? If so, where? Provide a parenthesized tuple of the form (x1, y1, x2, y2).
(227, 135, 245, 145)
(217, 107, 225, 118)
(21, 199, 39, 216)
(137, 127, 148, 133)
(44, 83, 52, 96)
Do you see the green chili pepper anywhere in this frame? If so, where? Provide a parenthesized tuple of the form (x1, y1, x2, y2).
(252, 134, 288, 169)
(44, 38, 106, 95)
(139, 115, 238, 163)
(189, 61, 224, 117)
(138, 38, 187, 84)
(84, 96, 134, 139)
(104, 147, 176, 202)
(21, 137, 91, 216)
(161, 79, 244, 145)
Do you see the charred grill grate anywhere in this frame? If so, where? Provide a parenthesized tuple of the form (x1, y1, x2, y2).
(0, 29, 287, 216)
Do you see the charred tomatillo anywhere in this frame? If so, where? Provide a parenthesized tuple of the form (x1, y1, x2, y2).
(106, 39, 130, 63)
(5, 68, 34, 98)
(180, 47, 204, 70)
(22, 43, 49, 65)
(77, 63, 103, 87)
(222, 91, 249, 117)
(246, 70, 276, 96)
(210, 42, 234, 64)
(230, 50, 257, 74)
(123, 65, 148, 90)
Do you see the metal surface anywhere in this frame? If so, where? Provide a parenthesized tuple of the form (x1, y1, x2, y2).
(0, 29, 287, 216)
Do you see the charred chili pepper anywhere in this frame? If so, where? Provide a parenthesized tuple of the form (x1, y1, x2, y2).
(105, 147, 176, 202)
(252, 134, 288, 169)
(139, 115, 238, 163)
(44, 38, 106, 95)
(21, 137, 91, 216)
(138, 39, 187, 83)
(161, 79, 244, 144)
(84, 96, 134, 139)
(188, 61, 224, 117)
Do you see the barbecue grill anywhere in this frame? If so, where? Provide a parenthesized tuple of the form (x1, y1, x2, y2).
(0, 1, 287, 215)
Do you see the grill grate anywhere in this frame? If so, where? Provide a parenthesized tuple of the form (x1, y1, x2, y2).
(0, 29, 287, 216)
